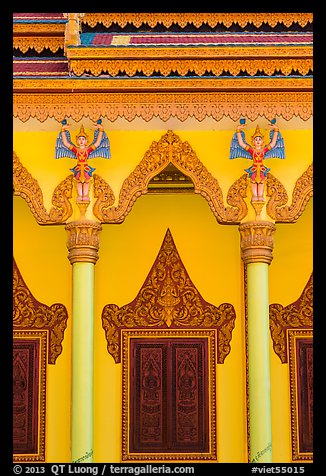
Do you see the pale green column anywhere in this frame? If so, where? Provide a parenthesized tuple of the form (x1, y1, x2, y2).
(247, 262, 272, 463)
(66, 220, 102, 464)
(239, 221, 276, 463)
(71, 262, 95, 463)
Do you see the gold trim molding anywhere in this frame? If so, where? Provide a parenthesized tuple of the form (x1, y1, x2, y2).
(266, 165, 313, 222)
(65, 220, 102, 264)
(239, 221, 276, 265)
(121, 329, 217, 462)
(68, 58, 312, 78)
(269, 274, 313, 363)
(13, 36, 63, 53)
(13, 152, 74, 224)
(13, 260, 69, 364)
(82, 13, 312, 29)
(93, 130, 248, 224)
(102, 229, 236, 364)
(13, 91, 313, 123)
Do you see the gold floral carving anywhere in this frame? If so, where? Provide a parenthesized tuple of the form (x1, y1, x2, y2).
(92, 173, 115, 218)
(69, 58, 312, 78)
(13, 152, 74, 224)
(65, 220, 102, 264)
(101, 229, 236, 365)
(13, 36, 63, 53)
(269, 274, 313, 363)
(13, 91, 313, 123)
(239, 221, 276, 265)
(13, 77, 313, 93)
(93, 130, 247, 224)
(266, 165, 313, 222)
(13, 260, 69, 364)
(82, 13, 312, 28)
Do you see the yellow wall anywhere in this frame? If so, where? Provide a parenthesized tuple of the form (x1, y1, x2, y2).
(13, 125, 312, 463)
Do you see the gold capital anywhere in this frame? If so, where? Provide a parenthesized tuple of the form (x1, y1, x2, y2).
(65, 220, 102, 265)
(239, 221, 276, 265)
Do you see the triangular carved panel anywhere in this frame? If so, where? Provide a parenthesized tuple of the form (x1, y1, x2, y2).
(102, 229, 236, 364)
(13, 259, 69, 364)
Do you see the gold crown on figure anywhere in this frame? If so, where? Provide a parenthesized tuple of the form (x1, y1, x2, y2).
(76, 124, 89, 141)
(251, 125, 264, 141)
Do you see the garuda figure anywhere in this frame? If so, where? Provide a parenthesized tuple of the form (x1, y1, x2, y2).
(55, 119, 111, 202)
(229, 119, 285, 202)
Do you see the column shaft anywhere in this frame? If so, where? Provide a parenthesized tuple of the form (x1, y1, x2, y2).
(247, 262, 272, 462)
(71, 262, 94, 463)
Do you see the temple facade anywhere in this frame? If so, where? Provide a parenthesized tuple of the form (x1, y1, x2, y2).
(13, 12, 313, 464)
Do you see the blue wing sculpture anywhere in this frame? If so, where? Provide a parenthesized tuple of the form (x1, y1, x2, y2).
(229, 130, 252, 160)
(265, 129, 286, 159)
(55, 128, 76, 159)
(89, 128, 111, 159)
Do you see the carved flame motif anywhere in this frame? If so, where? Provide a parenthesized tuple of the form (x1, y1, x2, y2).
(93, 130, 248, 224)
(269, 274, 313, 363)
(102, 229, 236, 364)
(13, 260, 69, 364)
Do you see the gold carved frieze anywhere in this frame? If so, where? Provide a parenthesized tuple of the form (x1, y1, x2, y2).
(269, 274, 313, 363)
(13, 36, 63, 53)
(13, 260, 69, 364)
(13, 77, 313, 93)
(266, 165, 313, 222)
(93, 130, 248, 224)
(101, 229, 236, 365)
(82, 13, 312, 29)
(13, 152, 74, 224)
(13, 91, 313, 123)
(68, 58, 312, 78)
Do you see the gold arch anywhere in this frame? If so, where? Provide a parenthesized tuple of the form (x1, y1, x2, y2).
(266, 164, 313, 222)
(93, 130, 248, 224)
(13, 151, 74, 224)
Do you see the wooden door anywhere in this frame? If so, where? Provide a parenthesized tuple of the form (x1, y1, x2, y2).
(129, 338, 209, 453)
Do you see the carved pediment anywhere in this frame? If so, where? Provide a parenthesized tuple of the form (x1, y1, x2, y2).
(13, 259, 69, 364)
(102, 229, 236, 364)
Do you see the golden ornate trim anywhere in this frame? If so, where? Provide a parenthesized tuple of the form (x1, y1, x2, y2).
(269, 274, 313, 363)
(68, 58, 312, 78)
(266, 165, 313, 222)
(13, 152, 74, 224)
(67, 45, 312, 60)
(65, 220, 102, 264)
(13, 77, 313, 93)
(93, 130, 248, 224)
(82, 13, 312, 29)
(13, 260, 69, 364)
(121, 329, 217, 462)
(13, 36, 63, 53)
(13, 91, 313, 123)
(288, 329, 313, 461)
(13, 23, 66, 34)
(102, 229, 236, 364)
(239, 221, 276, 265)
(13, 330, 47, 463)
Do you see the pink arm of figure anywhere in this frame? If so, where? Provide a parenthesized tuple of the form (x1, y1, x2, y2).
(236, 125, 248, 150)
(92, 123, 104, 149)
(61, 125, 73, 150)
(268, 124, 279, 149)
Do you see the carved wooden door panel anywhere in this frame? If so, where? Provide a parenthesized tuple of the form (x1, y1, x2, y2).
(130, 338, 209, 453)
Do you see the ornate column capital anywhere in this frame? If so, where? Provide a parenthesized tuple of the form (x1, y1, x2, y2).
(239, 221, 276, 265)
(65, 220, 102, 265)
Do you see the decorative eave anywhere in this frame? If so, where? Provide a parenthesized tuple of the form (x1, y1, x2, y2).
(13, 89, 313, 123)
(82, 12, 313, 29)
